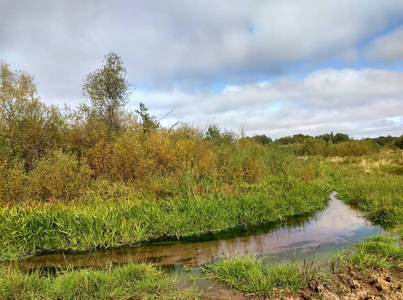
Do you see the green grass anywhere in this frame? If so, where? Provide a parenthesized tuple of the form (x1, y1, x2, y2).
(327, 154, 403, 226)
(202, 255, 322, 296)
(0, 174, 329, 262)
(0, 263, 200, 300)
(333, 235, 403, 271)
(203, 235, 402, 296)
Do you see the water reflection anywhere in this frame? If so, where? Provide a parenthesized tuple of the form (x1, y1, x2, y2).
(12, 192, 383, 271)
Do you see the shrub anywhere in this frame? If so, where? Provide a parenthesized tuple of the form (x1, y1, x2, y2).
(0, 160, 26, 205)
(335, 140, 376, 156)
(28, 150, 92, 201)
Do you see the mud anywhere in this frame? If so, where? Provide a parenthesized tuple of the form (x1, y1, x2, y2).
(200, 267, 402, 299)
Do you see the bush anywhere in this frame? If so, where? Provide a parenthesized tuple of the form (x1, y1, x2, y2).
(0, 160, 26, 205)
(28, 150, 92, 201)
(335, 140, 376, 156)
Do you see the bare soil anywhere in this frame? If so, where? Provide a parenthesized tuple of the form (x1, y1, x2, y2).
(200, 267, 402, 300)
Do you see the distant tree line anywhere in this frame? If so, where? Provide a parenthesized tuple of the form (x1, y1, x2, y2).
(244, 132, 402, 149)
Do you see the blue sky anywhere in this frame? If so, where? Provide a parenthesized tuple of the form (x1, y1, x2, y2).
(1, 0, 403, 138)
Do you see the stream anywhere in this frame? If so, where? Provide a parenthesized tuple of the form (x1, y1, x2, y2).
(12, 192, 384, 292)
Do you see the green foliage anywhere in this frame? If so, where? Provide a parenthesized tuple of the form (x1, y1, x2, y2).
(135, 102, 159, 134)
(251, 134, 273, 145)
(393, 135, 403, 149)
(82, 52, 130, 133)
(275, 134, 312, 145)
(205, 124, 235, 144)
(289, 139, 377, 157)
(367, 135, 397, 147)
(28, 150, 92, 201)
(332, 133, 350, 143)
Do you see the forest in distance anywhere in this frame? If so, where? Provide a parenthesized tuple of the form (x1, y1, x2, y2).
(0, 54, 402, 299)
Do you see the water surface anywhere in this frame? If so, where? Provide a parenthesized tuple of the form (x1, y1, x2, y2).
(14, 192, 383, 272)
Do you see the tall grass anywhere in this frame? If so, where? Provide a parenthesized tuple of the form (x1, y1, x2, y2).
(0, 263, 200, 299)
(0, 174, 329, 262)
(202, 255, 322, 296)
(328, 151, 403, 226)
(332, 235, 403, 271)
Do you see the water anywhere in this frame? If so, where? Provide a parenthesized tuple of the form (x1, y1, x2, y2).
(12, 192, 383, 291)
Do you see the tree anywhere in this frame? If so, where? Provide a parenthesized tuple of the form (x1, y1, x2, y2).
(333, 133, 350, 143)
(135, 102, 159, 135)
(205, 124, 221, 141)
(393, 135, 403, 149)
(82, 52, 130, 133)
(251, 134, 273, 145)
(205, 124, 235, 144)
(0, 61, 64, 170)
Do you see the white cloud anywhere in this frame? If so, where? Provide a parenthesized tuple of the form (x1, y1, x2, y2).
(365, 26, 403, 61)
(131, 69, 403, 138)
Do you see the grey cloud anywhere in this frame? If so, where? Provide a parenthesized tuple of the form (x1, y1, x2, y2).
(2, 1, 403, 138)
(365, 26, 403, 62)
(2, 0, 403, 104)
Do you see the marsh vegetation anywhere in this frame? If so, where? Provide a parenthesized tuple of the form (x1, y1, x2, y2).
(0, 56, 402, 298)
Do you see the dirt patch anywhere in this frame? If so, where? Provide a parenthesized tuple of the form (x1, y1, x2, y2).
(200, 267, 402, 299)
(300, 267, 403, 300)
(202, 289, 250, 300)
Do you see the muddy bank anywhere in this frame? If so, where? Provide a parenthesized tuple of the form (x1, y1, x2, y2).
(201, 267, 403, 299)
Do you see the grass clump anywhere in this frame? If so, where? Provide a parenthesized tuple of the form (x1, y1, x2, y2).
(333, 235, 403, 271)
(0, 263, 200, 300)
(202, 255, 320, 296)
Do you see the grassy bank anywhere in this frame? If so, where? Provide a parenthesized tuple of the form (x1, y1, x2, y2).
(0, 263, 199, 300)
(327, 151, 403, 226)
(203, 255, 322, 296)
(202, 234, 402, 298)
(333, 235, 403, 271)
(0, 174, 329, 262)
(2, 235, 400, 299)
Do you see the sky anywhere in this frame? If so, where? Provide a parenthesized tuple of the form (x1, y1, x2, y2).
(1, 0, 403, 139)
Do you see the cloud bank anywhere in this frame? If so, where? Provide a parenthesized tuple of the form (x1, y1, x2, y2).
(1, 0, 403, 138)
(131, 68, 403, 138)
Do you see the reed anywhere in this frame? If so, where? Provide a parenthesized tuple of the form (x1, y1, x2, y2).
(0, 174, 329, 262)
